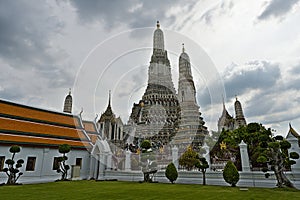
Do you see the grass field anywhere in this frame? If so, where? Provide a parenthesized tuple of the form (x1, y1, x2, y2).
(0, 180, 299, 200)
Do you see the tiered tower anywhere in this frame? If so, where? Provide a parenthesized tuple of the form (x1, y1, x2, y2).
(218, 99, 234, 132)
(63, 89, 72, 113)
(234, 97, 246, 128)
(98, 91, 124, 150)
(128, 21, 180, 145)
(172, 44, 208, 150)
(217, 96, 247, 132)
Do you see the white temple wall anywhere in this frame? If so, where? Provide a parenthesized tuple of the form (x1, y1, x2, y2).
(0, 145, 90, 184)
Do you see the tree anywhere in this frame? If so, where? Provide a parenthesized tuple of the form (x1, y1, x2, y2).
(210, 122, 299, 188)
(2, 145, 24, 185)
(179, 147, 210, 185)
(140, 140, 157, 182)
(179, 146, 199, 171)
(256, 136, 299, 188)
(56, 144, 71, 181)
(165, 162, 178, 184)
(223, 160, 239, 187)
(195, 157, 209, 185)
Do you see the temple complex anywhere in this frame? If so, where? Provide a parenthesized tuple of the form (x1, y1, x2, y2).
(127, 22, 208, 151)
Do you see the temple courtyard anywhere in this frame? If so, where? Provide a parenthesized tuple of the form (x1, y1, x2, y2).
(1, 180, 299, 200)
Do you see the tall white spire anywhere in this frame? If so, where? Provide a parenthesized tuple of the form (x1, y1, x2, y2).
(178, 44, 194, 103)
(153, 21, 164, 51)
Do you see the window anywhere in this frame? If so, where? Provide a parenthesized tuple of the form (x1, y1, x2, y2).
(53, 157, 60, 170)
(26, 157, 36, 171)
(76, 158, 82, 169)
(0, 156, 5, 171)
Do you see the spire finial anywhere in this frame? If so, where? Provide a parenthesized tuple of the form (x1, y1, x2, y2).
(235, 95, 238, 101)
(156, 21, 160, 28)
(108, 90, 111, 106)
(69, 88, 71, 95)
(182, 43, 185, 53)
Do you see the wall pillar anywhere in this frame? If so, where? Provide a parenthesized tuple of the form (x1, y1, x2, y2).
(107, 152, 112, 170)
(125, 150, 131, 171)
(239, 140, 250, 172)
(172, 146, 179, 169)
(89, 155, 95, 179)
(98, 154, 105, 179)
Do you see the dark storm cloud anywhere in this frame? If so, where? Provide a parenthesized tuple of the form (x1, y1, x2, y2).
(257, 0, 299, 21)
(69, 0, 197, 28)
(0, 1, 64, 68)
(223, 61, 281, 98)
(198, 60, 300, 127)
(0, 1, 74, 91)
(198, 60, 281, 108)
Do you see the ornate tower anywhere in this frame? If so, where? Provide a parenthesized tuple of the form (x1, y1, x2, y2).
(172, 44, 208, 151)
(128, 21, 180, 145)
(63, 89, 72, 113)
(98, 91, 124, 149)
(234, 96, 246, 128)
(218, 98, 234, 132)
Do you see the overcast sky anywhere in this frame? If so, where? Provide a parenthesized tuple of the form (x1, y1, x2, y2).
(0, 0, 300, 135)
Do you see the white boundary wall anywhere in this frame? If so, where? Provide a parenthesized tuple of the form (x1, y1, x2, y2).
(103, 170, 300, 189)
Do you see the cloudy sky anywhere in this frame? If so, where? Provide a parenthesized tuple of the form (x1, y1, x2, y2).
(1, 0, 300, 135)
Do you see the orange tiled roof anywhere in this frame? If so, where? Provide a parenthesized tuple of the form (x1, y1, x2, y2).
(0, 99, 81, 127)
(0, 117, 88, 141)
(88, 134, 99, 144)
(83, 121, 97, 133)
(0, 133, 91, 149)
(0, 99, 92, 149)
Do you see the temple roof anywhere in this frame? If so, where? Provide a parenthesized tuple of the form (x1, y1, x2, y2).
(287, 123, 300, 138)
(99, 91, 116, 123)
(0, 98, 92, 149)
(0, 99, 80, 128)
(83, 120, 100, 144)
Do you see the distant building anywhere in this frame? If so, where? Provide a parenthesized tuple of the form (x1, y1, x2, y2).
(286, 123, 300, 172)
(97, 91, 124, 152)
(0, 98, 92, 183)
(0, 93, 115, 183)
(218, 97, 247, 132)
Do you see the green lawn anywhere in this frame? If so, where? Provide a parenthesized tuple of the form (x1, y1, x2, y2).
(0, 180, 299, 200)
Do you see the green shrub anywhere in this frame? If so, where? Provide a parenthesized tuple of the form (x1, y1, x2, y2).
(165, 163, 178, 184)
(223, 161, 239, 187)
(2, 145, 24, 185)
(140, 140, 151, 150)
(290, 152, 300, 159)
(56, 144, 71, 181)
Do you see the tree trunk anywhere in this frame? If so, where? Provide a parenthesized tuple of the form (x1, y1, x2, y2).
(202, 170, 206, 185)
(273, 149, 295, 188)
(274, 166, 283, 187)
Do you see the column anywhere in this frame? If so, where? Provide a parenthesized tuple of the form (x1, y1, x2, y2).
(89, 155, 95, 179)
(239, 140, 250, 172)
(125, 150, 131, 171)
(107, 152, 112, 170)
(172, 146, 179, 169)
